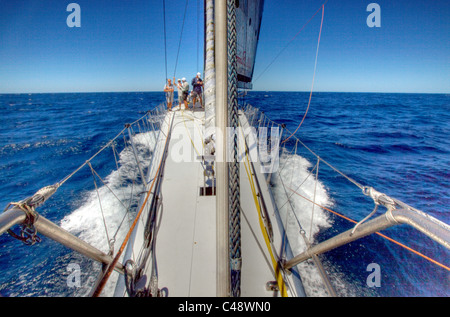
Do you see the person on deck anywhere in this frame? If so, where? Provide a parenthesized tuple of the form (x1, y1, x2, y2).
(181, 78, 190, 110)
(191, 72, 203, 108)
(164, 78, 174, 111)
(176, 78, 183, 108)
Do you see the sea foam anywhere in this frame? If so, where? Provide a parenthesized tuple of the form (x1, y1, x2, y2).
(60, 131, 157, 296)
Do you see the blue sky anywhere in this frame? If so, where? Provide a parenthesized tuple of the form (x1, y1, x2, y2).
(0, 0, 448, 93)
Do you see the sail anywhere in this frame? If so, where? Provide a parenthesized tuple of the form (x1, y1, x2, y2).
(236, 0, 264, 89)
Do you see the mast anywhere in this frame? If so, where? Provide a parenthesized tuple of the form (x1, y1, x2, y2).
(214, 0, 264, 297)
(214, 0, 230, 297)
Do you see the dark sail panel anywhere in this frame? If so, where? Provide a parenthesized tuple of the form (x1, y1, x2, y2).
(236, 0, 264, 89)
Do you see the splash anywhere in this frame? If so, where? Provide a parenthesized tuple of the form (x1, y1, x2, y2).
(60, 131, 157, 296)
(271, 151, 337, 297)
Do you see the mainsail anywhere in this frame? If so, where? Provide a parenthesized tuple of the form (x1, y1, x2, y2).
(236, 0, 264, 89)
(203, 0, 264, 146)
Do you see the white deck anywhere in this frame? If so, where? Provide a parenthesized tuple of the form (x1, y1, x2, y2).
(156, 106, 216, 296)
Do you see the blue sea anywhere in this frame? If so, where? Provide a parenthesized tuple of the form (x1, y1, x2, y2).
(0, 91, 448, 297)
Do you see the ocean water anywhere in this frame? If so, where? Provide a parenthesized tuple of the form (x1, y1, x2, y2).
(0, 91, 448, 297)
(244, 91, 450, 297)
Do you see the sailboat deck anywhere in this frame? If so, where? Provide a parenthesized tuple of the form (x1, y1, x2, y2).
(156, 106, 216, 296)
(149, 106, 298, 297)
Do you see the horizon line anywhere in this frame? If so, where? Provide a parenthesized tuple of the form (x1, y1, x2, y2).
(1, 90, 449, 95)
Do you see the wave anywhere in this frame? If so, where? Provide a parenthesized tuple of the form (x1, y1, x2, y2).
(60, 130, 157, 296)
(0, 139, 73, 155)
(270, 151, 348, 296)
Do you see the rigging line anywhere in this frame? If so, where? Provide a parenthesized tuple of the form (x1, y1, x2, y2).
(287, 140, 299, 188)
(283, 130, 365, 190)
(277, 156, 319, 212)
(181, 111, 206, 170)
(143, 116, 158, 148)
(239, 124, 289, 295)
(148, 194, 163, 296)
(87, 162, 111, 250)
(197, 0, 199, 72)
(309, 157, 320, 242)
(92, 112, 174, 297)
(89, 159, 135, 212)
(58, 110, 151, 187)
(287, 186, 450, 272)
(131, 110, 158, 126)
(163, 0, 168, 80)
(110, 141, 139, 241)
(254, 0, 329, 83)
(58, 127, 128, 186)
(297, 138, 365, 190)
(111, 141, 130, 212)
(241, 136, 288, 297)
(174, 0, 190, 77)
(282, 4, 325, 145)
(276, 163, 306, 233)
(245, 106, 365, 191)
(276, 140, 300, 187)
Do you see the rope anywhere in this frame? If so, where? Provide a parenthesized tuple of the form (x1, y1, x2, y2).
(282, 4, 325, 144)
(3, 202, 41, 245)
(240, 128, 288, 297)
(248, 104, 366, 191)
(287, 186, 450, 272)
(173, 0, 190, 77)
(58, 110, 155, 188)
(3, 184, 60, 245)
(163, 0, 168, 80)
(309, 157, 320, 242)
(181, 111, 206, 171)
(254, 0, 329, 83)
(87, 156, 143, 252)
(227, 0, 241, 297)
(274, 155, 312, 247)
(87, 161, 111, 251)
(58, 127, 128, 187)
(197, 0, 200, 71)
